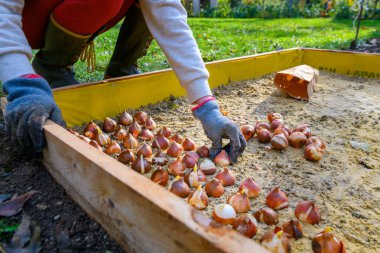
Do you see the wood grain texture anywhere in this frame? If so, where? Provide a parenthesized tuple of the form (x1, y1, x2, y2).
(42, 120, 268, 253)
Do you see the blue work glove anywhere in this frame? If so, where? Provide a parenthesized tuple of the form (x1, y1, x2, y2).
(193, 99, 246, 164)
(3, 75, 66, 155)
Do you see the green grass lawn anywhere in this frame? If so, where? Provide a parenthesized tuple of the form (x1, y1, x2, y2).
(74, 18, 380, 82)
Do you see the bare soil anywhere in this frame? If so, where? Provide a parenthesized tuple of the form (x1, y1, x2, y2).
(134, 72, 380, 252)
(0, 114, 122, 252)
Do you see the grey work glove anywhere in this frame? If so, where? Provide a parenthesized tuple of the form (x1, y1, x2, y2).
(193, 99, 246, 164)
(3, 75, 66, 156)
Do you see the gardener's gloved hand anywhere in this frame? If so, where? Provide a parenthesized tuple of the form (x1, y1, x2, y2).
(193, 98, 246, 164)
(3, 75, 66, 155)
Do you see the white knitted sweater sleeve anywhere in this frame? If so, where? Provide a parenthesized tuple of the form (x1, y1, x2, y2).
(0, 0, 35, 83)
(140, 0, 212, 103)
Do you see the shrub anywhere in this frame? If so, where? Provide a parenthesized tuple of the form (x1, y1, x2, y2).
(333, 1, 354, 19)
(196, 0, 378, 19)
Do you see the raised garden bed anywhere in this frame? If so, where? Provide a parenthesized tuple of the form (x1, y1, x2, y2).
(3, 48, 378, 252)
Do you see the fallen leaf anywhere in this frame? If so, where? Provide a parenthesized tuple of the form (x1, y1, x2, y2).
(0, 194, 13, 203)
(4, 213, 41, 253)
(26, 224, 41, 253)
(10, 212, 31, 248)
(0, 191, 38, 217)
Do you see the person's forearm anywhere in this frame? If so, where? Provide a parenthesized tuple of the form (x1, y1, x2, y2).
(0, 0, 35, 83)
(139, 0, 212, 103)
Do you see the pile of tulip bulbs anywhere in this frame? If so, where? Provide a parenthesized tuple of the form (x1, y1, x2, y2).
(241, 112, 327, 162)
(68, 110, 343, 253)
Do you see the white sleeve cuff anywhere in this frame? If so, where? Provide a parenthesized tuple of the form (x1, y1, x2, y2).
(0, 53, 35, 83)
(185, 78, 213, 103)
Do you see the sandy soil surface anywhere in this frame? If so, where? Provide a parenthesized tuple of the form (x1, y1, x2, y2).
(2, 71, 379, 252)
(125, 72, 379, 252)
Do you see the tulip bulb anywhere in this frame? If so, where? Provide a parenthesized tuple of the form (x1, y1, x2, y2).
(255, 122, 270, 134)
(227, 190, 251, 213)
(151, 167, 169, 186)
(68, 129, 79, 136)
(145, 117, 157, 130)
(131, 155, 151, 174)
(123, 133, 139, 149)
(233, 214, 258, 238)
(261, 229, 291, 253)
(241, 124, 255, 141)
(271, 133, 289, 150)
(306, 136, 326, 151)
(118, 149, 136, 164)
(113, 125, 127, 141)
(152, 149, 169, 166)
(89, 140, 103, 152)
(156, 126, 172, 138)
(134, 111, 148, 125)
(139, 128, 154, 141)
(273, 127, 290, 140)
(295, 201, 321, 225)
(95, 129, 110, 146)
(215, 168, 236, 186)
(212, 204, 236, 225)
(105, 141, 121, 155)
(168, 157, 186, 176)
(267, 112, 283, 123)
(169, 176, 190, 198)
(289, 132, 307, 148)
(238, 177, 261, 198)
(254, 207, 279, 225)
(293, 124, 311, 138)
(270, 119, 284, 131)
(103, 117, 117, 133)
(184, 165, 207, 188)
(198, 158, 217, 175)
(167, 141, 183, 158)
(305, 144, 323, 162)
(283, 126, 292, 136)
(152, 135, 170, 150)
(171, 133, 185, 144)
(214, 150, 230, 167)
(312, 227, 346, 253)
(266, 187, 289, 210)
(188, 186, 209, 210)
(137, 143, 153, 158)
(128, 121, 141, 138)
(78, 135, 90, 143)
(84, 121, 99, 139)
(257, 129, 271, 143)
(119, 110, 133, 126)
(282, 219, 303, 240)
(196, 145, 210, 158)
(182, 152, 199, 168)
(183, 138, 196, 151)
(205, 179, 224, 198)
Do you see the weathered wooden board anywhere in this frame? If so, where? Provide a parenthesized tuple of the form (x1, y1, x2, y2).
(42, 120, 268, 253)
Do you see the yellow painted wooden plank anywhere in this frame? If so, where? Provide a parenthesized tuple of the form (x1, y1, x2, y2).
(54, 48, 301, 127)
(53, 48, 380, 127)
(302, 49, 380, 78)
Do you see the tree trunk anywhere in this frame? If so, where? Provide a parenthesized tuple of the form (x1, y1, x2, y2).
(210, 0, 218, 8)
(288, 0, 293, 8)
(193, 0, 200, 15)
